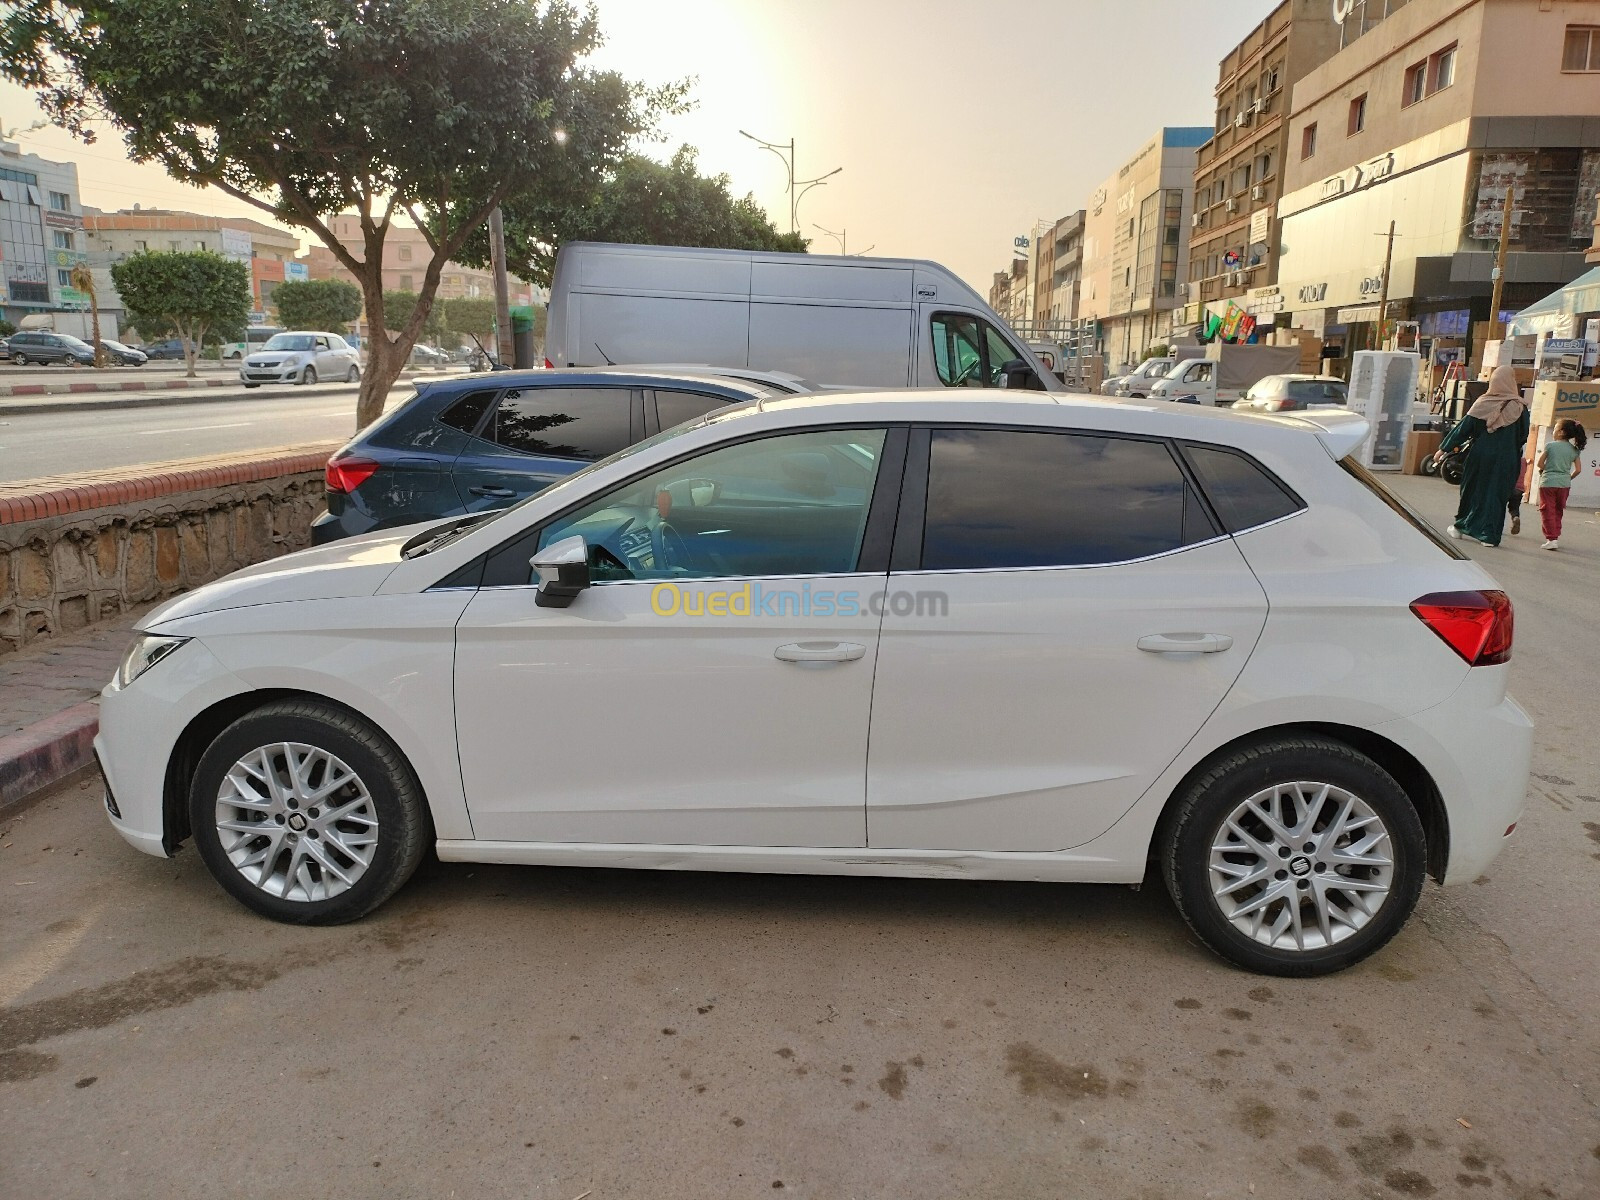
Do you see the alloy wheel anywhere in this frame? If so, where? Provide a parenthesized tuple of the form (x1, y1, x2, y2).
(214, 741, 379, 902)
(1208, 780, 1394, 952)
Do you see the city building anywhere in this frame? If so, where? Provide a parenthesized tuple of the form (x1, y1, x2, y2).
(304, 215, 538, 307)
(987, 255, 1030, 327)
(1028, 210, 1086, 328)
(1081, 128, 1211, 369)
(1274, 0, 1600, 370)
(0, 141, 86, 326)
(84, 207, 304, 318)
(1182, 0, 1343, 332)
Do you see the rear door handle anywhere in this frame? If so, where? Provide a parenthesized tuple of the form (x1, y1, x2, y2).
(774, 641, 867, 663)
(469, 485, 517, 498)
(1137, 633, 1234, 655)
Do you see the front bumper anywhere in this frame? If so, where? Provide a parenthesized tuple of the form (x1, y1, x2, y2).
(239, 364, 307, 384)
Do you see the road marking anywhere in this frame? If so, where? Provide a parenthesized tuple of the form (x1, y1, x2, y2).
(137, 422, 253, 434)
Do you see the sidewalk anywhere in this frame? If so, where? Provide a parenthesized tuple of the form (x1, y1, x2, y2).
(0, 608, 147, 811)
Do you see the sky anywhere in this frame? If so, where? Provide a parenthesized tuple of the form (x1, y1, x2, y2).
(0, 0, 1260, 292)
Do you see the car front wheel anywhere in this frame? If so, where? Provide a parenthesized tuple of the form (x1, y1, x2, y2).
(12, 353, 27, 365)
(345, 364, 360, 383)
(1162, 736, 1425, 976)
(301, 365, 318, 385)
(189, 699, 430, 924)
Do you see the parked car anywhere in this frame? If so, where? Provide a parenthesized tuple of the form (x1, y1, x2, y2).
(310, 368, 783, 543)
(240, 331, 361, 387)
(7, 330, 97, 365)
(97, 339, 149, 366)
(140, 339, 188, 360)
(409, 343, 451, 366)
(98, 392, 1531, 976)
(1108, 353, 1204, 399)
(1231, 375, 1349, 414)
(585, 364, 819, 395)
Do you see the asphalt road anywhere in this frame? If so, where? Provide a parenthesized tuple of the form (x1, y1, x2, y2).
(0, 475, 1596, 1199)
(0, 383, 416, 482)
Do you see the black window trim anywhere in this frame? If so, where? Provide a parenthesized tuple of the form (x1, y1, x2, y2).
(1175, 439, 1306, 535)
(429, 421, 910, 591)
(890, 422, 1229, 575)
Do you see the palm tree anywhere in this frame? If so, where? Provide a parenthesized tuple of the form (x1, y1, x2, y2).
(68, 261, 106, 368)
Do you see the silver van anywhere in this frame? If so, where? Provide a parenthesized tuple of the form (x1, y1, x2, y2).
(546, 242, 1060, 392)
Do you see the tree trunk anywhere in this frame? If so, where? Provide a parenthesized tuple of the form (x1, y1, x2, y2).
(356, 334, 407, 431)
(181, 332, 198, 379)
(90, 299, 104, 368)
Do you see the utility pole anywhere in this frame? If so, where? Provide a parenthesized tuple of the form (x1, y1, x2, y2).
(1488, 187, 1514, 341)
(488, 206, 513, 367)
(1375, 219, 1396, 351)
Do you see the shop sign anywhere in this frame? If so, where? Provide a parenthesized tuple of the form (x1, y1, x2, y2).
(43, 210, 83, 231)
(1297, 282, 1328, 304)
(1358, 274, 1385, 297)
(220, 227, 253, 264)
(1321, 153, 1396, 200)
(1249, 208, 1271, 245)
(284, 261, 309, 282)
(1090, 188, 1107, 215)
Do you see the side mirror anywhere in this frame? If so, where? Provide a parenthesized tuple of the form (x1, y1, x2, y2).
(999, 359, 1042, 391)
(530, 534, 590, 608)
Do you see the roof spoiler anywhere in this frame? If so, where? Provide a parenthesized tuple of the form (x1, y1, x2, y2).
(1267, 408, 1373, 461)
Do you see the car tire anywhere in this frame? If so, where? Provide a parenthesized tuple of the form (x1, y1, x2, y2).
(301, 365, 318, 385)
(1161, 735, 1425, 977)
(242, 383, 260, 389)
(12, 353, 27, 366)
(345, 365, 360, 383)
(189, 699, 431, 925)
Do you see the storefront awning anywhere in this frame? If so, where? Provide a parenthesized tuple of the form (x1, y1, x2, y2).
(1507, 266, 1600, 337)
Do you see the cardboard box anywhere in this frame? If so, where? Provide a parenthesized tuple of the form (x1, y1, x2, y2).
(1404, 429, 1442, 474)
(1529, 379, 1600, 426)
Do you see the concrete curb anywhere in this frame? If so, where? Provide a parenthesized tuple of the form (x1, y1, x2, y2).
(0, 700, 100, 814)
(0, 376, 233, 398)
(0, 366, 457, 417)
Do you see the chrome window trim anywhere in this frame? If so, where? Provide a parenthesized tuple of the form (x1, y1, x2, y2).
(473, 569, 893, 593)
(890, 532, 1237, 577)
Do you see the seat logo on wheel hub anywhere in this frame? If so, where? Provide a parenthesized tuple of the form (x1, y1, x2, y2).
(287, 812, 308, 832)
(1289, 856, 1312, 877)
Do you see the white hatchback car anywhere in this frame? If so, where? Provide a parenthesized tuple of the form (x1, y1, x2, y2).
(96, 392, 1532, 976)
(240, 331, 361, 387)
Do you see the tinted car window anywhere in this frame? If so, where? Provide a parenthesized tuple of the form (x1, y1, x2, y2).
(1287, 380, 1344, 404)
(437, 388, 499, 435)
(1183, 444, 1303, 532)
(921, 429, 1208, 570)
(491, 387, 631, 460)
(655, 389, 733, 429)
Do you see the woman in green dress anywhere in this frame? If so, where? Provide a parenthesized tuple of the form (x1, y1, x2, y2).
(1435, 365, 1530, 547)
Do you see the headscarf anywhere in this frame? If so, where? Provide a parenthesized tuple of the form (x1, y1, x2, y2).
(1467, 365, 1527, 433)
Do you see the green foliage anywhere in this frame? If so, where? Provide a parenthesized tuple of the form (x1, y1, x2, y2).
(6, 0, 684, 424)
(1142, 344, 1170, 361)
(442, 297, 497, 343)
(476, 145, 804, 286)
(273, 278, 362, 332)
(109, 250, 251, 373)
(383, 290, 448, 343)
(0, 319, 15, 337)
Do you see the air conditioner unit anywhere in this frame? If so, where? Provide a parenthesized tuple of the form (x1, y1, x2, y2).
(1192, 212, 1205, 228)
(1251, 184, 1268, 202)
(1235, 109, 1254, 128)
(1225, 197, 1239, 213)
(1347, 350, 1421, 471)
(1258, 91, 1275, 113)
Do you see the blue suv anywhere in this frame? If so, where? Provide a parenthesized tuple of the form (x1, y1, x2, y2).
(311, 369, 786, 543)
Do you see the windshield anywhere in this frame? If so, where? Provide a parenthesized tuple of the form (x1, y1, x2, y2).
(58, 334, 92, 350)
(263, 334, 317, 351)
(1139, 359, 1171, 377)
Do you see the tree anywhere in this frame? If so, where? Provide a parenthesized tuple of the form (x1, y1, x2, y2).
(109, 251, 251, 377)
(273, 278, 361, 333)
(6, 0, 684, 428)
(67, 261, 105, 367)
(383, 290, 449, 345)
(478, 145, 806, 286)
(443, 297, 497, 347)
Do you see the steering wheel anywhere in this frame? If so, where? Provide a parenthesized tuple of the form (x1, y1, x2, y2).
(951, 357, 984, 386)
(650, 519, 697, 572)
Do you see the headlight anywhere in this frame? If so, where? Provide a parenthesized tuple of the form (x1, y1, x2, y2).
(116, 634, 190, 688)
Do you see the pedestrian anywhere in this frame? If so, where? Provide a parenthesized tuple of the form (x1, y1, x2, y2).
(1435, 365, 1531, 547)
(1507, 455, 1529, 535)
(1534, 418, 1586, 550)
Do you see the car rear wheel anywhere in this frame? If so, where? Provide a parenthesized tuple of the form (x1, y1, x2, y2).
(1162, 736, 1425, 976)
(301, 365, 318, 385)
(189, 699, 430, 924)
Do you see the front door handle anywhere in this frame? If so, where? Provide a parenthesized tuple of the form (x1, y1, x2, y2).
(774, 641, 867, 663)
(1137, 633, 1234, 655)
(469, 485, 517, 498)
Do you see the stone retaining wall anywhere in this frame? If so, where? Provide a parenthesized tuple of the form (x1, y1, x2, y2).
(0, 443, 340, 654)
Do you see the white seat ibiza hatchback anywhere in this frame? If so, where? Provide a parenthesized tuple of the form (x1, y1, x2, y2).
(97, 392, 1531, 976)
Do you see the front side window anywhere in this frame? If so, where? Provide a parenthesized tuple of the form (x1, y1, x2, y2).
(1185, 362, 1215, 383)
(533, 427, 888, 582)
(490, 386, 632, 460)
(930, 313, 1026, 388)
(920, 429, 1214, 571)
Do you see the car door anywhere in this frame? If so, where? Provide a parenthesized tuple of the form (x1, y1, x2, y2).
(865, 425, 1269, 853)
(452, 424, 904, 846)
(450, 384, 643, 513)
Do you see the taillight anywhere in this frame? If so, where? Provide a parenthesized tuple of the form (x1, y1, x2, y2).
(1411, 590, 1512, 665)
(325, 455, 380, 494)
(543, 356, 554, 369)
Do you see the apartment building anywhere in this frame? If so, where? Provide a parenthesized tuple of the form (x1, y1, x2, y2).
(1183, 0, 1342, 331)
(1027, 210, 1086, 327)
(987, 255, 1030, 327)
(1274, 0, 1600, 365)
(304, 215, 537, 306)
(0, 142, 86, 325)
(84, 208, 303, 316)
(1081, 128, 1211, 368)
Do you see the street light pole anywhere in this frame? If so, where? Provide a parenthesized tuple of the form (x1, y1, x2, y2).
(741, 130, 840, 235)
(793, 168, 842, 231)
(813, 223, 846, 255)
(1375, 219, 1396, 351)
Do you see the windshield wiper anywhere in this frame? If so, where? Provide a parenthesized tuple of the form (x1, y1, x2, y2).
(400, 512, 495, 559)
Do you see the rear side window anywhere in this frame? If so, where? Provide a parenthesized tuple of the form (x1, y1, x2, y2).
(655, 388, 733, 429)
(437, 388, 498, 435)
(920, 429, 1215, 570)
(1183, 444, 1303, 532)
(491, 387, 631, 460)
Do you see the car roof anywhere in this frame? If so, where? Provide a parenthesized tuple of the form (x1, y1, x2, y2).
(583, 364, 819, 393)
(423, 367, 773, 398)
